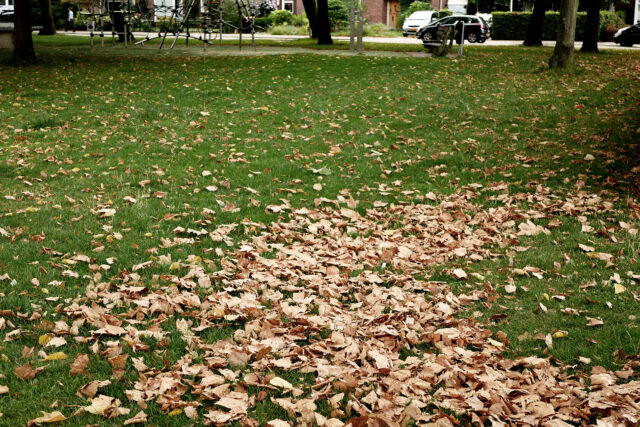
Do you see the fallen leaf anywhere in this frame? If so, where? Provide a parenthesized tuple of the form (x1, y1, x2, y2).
(452, 268, 467, 280)
(15, 363, 36, 380)
(70, 354, 90, 376)
(27, 411, 66, 425)
(44, 352, 67, 361)
(586, 317, 604, 327)
(124, 410, 147, 425)
(269, 377, 293, 389)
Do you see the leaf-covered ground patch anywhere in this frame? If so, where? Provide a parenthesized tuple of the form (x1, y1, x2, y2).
(0, 42, 639, 425)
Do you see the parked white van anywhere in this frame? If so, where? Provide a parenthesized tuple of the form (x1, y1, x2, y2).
(402, 10, 439, 37)
(0, 0, 12, 14)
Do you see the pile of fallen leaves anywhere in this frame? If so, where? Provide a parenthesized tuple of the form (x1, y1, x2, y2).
(6, 188, 640, 426)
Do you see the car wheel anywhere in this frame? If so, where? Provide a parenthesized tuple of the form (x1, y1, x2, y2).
(622, 39, 634, 47)
(467, 32, 478, 43)
(422, 32, 433, 42)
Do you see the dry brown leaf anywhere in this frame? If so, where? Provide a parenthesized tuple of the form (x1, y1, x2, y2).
(124, 410, 147, 425)
(70, 354, 89, 376)
(15, 363, 36, 380)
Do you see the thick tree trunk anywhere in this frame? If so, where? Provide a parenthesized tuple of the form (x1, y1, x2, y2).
(14, 0, 36, 63)
(316, 0, 332, 44)
(301, 0, 318, 38)
(581, 0, 601, 52)
(549, 0, 578, 68)
(523, 0, 547, 46)
(38, 0, 56, 35)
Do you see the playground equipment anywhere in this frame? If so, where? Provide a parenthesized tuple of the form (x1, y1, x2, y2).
(80, 0, 262, 51)
(80, 0, 135, 48)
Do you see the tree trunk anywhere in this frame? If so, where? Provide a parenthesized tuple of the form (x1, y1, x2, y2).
(523, 0, 547, 46)
(14, 0, 36, 63)
(301, 0, 318, 38)
(38, 0, 56, 35)
(549, 0, 578, 68)
(316, 0, 332, 44)
(581, 0, 601, 52)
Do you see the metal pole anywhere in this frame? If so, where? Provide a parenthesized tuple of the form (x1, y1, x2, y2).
(634, 0, 639, 24)
(100, 1, 104, 48)
(458, 23, 464, 55)
(510, 0, 513, 11)
(349, 7, 355, 52)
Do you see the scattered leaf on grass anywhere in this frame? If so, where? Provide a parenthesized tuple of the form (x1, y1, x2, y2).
(27, 411, 66, 426)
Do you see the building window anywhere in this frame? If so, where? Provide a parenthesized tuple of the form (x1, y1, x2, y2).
(282, 0, 293, 12)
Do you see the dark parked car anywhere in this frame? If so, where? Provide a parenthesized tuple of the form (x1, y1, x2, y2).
(614, 24, 640, 47)
(417, 15, 489, 44)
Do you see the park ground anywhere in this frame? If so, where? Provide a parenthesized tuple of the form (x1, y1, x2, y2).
(0, 38, 639, 425)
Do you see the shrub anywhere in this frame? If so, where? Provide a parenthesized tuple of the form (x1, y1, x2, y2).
(361, 22, 396, 36)
(291, 13, 309, 27)
(398, 1, 434, 29)
(254, 16, 273, 30)
(269, 24, 309, 35)
(599, 11, 625, 41)
(328, 0, 349, 30)
(269, 9, 294, 25)
(492, 11, 594, 40)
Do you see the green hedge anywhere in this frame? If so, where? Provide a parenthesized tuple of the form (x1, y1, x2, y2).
(491, 11, 622, 41)
(254, 17, 273, 30)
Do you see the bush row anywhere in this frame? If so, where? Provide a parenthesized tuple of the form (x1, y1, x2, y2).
(491, 11, 625, 41)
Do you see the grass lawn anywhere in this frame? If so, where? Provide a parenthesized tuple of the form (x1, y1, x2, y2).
(0, 38, 639, 425)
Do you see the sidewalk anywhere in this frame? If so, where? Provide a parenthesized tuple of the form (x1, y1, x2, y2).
(64, 30, 637, 50)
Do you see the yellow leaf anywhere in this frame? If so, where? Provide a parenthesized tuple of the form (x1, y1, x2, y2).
(38, 334, 53, 346)
(30, 411, 67, 424)
(553, 330, 568, 338)
(44, 352, 67, 361)
(169, 262, 181, 271)
(168, 408, 183, 416)
(614, 283, 626, 294)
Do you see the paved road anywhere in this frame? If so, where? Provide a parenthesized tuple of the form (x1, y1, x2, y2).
(64, 31, 638, 50)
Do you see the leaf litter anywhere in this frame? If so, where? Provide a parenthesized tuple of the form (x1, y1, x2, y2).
(17, 187, 634, 425)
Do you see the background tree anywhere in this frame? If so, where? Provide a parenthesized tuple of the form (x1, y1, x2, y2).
(301, 0, 318, 37)
(549, 0, 579, 68)
(316, 0, 332, 44)
(38, 0, 56, 35)
(580, 0, 602, 52)
(14, 0, 36, 62)
(523, 0, 548, 45)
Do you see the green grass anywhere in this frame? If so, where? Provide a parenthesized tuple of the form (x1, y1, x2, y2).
(0, 37, 638, 425)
